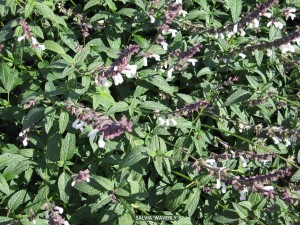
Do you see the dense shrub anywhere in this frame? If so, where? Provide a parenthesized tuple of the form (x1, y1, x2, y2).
(0, 0, 300, 224)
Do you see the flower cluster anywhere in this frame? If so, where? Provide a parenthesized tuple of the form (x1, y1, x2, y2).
(17, 19, 45, 51)
(95, 45, 139, 86)
(46, 205, 70, 225)
(71, 169, 91, 186)
(217, 76, 239, 89)
(66, 101, 133, 148)
(18, 128, 30, 146)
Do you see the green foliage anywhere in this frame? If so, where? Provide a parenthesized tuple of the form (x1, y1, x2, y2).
(0, 0, 300, 224)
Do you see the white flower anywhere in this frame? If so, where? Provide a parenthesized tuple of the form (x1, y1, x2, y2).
(284, 138, 291, 147)
(64, 221, 70, 225)
(285, 8, 296, 20)
(114, 66, 118, 71)
(127, 64, 137, 75)
(274, 21, 283, 29)
(280, 43, 295, 54)
(262, 186, 274, 191)
(149, 54, 160, 61)
(266, 49, 273, 57)
(54, 206, 64, 214)
(272, 136, 282, 145)
(239, 53, 246, 59)
(102, 77, 110, 87)
(239, 188, 248, 201)
(88, 129, 99, 142)
(233, 24, 238, 33)
(157, 117, 166, 125)
(161, 41, 168, 50)
(167, 67, 174, 78)
(31, 37, 38, 45)
(267, 21, 273, 27)
(165, 119, 170, 126)
(72, 119, 80, 129)
(293, 37, 300, 46)
(226, 31, 234, 38)
(215, 33, 219, 39)
(248, 18, 259, 28)
(238, 123, 250, 132)
(205, 159, 217, 167)
(150, 15, 155, 23)
(215, 178, 221, 189)
(239, 29, 245, 37)
(17, 35, 26, 42)
(76, 121, 87, 131)
(239, 156, 248, 167)
(71, 180, 76, 186)
(168, 29, 178, 37)
(219, 33, 224, 39)
(263, 12, 272, 18)
(175, 0, 182, 4)
(187, 58, 198, 66)
(221, 183, 227, 193)
(98, 134, 105, 148)
(112, 73, 124, 85)
(170, 118, 177, 126)
(143, 57, 148, 66)
(180, 10, 187, 17)
(23, 137, 28, 146)
(230, 150, 236, 159)
(261, 160, 269, 165)
(38, 44, 46, 51)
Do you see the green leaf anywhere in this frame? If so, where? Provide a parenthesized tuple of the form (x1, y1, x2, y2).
(22, 107, 45, 129)
(74, 47, 90, 63)
(118, 8, 136, 17)
(229, 0, 242, 23)
(166, 183, 188, 211)
(291, 170, 300, 182)
(59, 111, 69, 134)
(118, 213, 133, 225)
(93, 176, 114, 190)
(35, 3, 67, 27)
(24, 0, 34, 18)
(0, 62, 18, 93)
(134, 35, 149, 49)
(60, 133, 76, 161)
(107, 101, 129, 115)
(232, 202, 248, 219)
(105, 28, 121, 49)
(224, 89, 250, 106)
(8, 189, 29, 211)
(58, 172, 71, 204)
(143, 74, 174, 95)
(254, 49, 263, 66)
(185, 188, 200, 216)
(44, 40, 66, 55)
(84, 0, 101, 11)
(106, 0, 117, 12)
(0, 174, 10, 195)
(121, 146, 147, 168)
(0, 216, 14, 224)
(140, 101, 169, 111)
(44, 107, 55, 133)
(46, 133, 61, 162)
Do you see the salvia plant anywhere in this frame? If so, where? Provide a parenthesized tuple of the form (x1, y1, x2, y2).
(0, 0, 300, 224)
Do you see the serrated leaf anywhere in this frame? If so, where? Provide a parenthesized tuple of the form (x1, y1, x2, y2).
(84, 0, 101, 10)
(46, 133, 61, 162)
(185, 188, 200, 217)
(60, 133, 76, 161)
(143, 74, 173, 95)
(23, 107, 45, 130)
(44, 40, 66, 55)
(74, 47, 90, 63)
(0, 216, 14, 224)
(35, 3, 67, 27)
(224, 89, 250, 106)
(140, 101, 169, 111)
(166, 183, 188, 211)
(254, 49, 263, 66)
(121, 147, 147, 168)
(44, 107, 55, 133)
(107, 101, 128, 115)
(24, 1, 34, 18)
(106, 0, 117, 11)
(118, 8, 136, 17)
(229, 0, 242, 23)
(0, 62, 19, 93)
(232, 202, 248, 219)
(58, 172, 71, 203)
(8, 189, 29, 211)
(291, 170, 300, 182)
(134, 35, 149, 49)
(59, 111, 69, 134)
(93, 176, 114, 190)
(0, 174, 10, 195)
